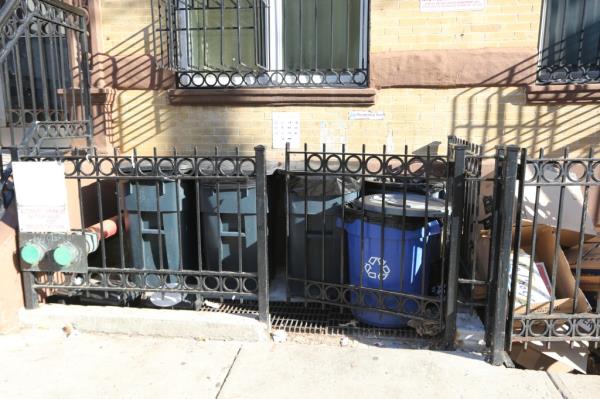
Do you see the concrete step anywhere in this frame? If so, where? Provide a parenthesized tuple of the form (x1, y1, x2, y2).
(19, 304, 268, 342)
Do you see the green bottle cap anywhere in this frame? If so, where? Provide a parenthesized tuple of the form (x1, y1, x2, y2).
(53, 244, 78, 268)
(21, 243, 45, 265)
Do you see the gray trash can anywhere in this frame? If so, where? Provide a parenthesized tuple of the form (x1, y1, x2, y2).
(288, 176, 360, 297)
(200, 182, 258, 274)
(124, 176, 197, 288)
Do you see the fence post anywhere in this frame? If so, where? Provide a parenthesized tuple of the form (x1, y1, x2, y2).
(79, 13, 93, 149)
(490, 145, 519, 365)
(444, 145, 465, 348)
(254, 145, 270, 326)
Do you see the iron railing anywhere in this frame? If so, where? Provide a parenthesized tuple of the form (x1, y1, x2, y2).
(0, 0, 92, 153)
(152, 0, 370, 88)
(505, 148, 600, 352)
(448, 136, 519, 363)
(13, 146, 270, 324)
(281, 143, 465, 346)
(451, 135, 600, 366)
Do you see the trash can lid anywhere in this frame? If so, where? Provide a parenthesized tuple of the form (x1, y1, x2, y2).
(357, 192, 446, 217)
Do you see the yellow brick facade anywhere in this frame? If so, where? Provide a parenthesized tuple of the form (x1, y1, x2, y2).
(99, 0, 600, 157)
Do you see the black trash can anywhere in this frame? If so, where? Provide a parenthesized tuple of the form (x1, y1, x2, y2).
(287, 175, 361, 297)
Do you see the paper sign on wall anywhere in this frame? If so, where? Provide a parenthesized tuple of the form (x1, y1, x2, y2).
(348, 111, 385, 121)
(12, 162, 70, 232)
(420, 0, 486, 12)
(272, 112, 300, 149)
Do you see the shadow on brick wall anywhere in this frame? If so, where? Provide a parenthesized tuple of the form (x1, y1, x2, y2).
(450, 53, 600, 158)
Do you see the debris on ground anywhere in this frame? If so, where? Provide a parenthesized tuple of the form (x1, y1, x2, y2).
(407, 319, 442, 337)
(271, 330, 287, 343)
(339, 336, 350, 347)
(338, 320, 359, 328)
(62, 323, 80, 338)
(203, 300, 222, 310)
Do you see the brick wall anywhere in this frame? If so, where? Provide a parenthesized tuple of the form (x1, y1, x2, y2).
(98, 0, 600, 157)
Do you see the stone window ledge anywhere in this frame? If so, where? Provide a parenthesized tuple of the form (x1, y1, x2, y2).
(168, 88, 376, 106)
(526, 84, 600, 104)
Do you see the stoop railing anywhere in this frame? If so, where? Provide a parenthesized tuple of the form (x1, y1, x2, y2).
(0, 0, 92, 154)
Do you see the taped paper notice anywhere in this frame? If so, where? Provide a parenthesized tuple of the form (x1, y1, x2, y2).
(272, 112, 300, 149)
(348, 111, 385, 121)
(420, 0, 486, 12)
(12, 161, 70, 232)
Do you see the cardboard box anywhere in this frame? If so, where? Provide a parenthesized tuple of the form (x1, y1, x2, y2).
(511, 340, 589, 374)
(513, 298, 574, 315)
(477, 160, 597, 243)
(519, 225, 591, 314)
(565, 240, 600, 275)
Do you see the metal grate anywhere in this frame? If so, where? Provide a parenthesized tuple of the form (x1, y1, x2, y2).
(197, 299, 426, 339)
(270, 302, 424, 340)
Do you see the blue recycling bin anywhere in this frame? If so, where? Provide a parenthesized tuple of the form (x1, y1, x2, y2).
(344, 192, 445, 328)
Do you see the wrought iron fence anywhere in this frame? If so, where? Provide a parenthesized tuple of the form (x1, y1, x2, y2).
(12, 146, 270, 323)
(450, 136, 600, 366)
(152, 0, 370, 88)
(0, 0, 92, 152)
(504, 147, 600, 356)
(448, 136, 519, 362)
(281, 143, 466, 345)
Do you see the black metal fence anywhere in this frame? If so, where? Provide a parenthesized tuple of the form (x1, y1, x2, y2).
(13, 146, 270, 323)
(450, 136, 600, 366)
(7, 136, 600, 364)
(504, 148, 600, 357)
(0, 0, 92, 152)
(280, 143, 465, 345)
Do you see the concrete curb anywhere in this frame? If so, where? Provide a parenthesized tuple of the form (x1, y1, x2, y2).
(19, 304, 269, 342)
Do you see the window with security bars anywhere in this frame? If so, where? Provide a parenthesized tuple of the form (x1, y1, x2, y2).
(538, 0, 600, 84)
(153, 0, 369, 88)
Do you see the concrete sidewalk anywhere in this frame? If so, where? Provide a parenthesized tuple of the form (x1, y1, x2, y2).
(1, 329, 599, 399)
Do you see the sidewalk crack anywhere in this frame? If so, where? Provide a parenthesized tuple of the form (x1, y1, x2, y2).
(215, 345, 243, 399)
(546, 372, 573, 399)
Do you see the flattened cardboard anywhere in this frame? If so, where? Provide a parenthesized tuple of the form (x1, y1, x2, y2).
(511, 340, 589, 374)
(519, 225, 591, 313)
(565, 242, 600, 274)
(514, 298, 573, 315)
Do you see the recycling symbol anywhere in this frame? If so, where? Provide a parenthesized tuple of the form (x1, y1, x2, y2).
(364, 257, 390, 280)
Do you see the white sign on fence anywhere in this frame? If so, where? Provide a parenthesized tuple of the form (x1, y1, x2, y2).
(12, 161, 70, 232)
(420, 0, 486, 12)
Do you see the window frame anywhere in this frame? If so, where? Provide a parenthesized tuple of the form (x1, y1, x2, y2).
(162, 0, 371, 89)
(536, 0, 600, 85)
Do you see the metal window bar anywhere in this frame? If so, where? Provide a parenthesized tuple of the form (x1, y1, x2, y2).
(11, 146, 270, 325)
(538, 0, 600, 84)
(152, 0, 370, 88)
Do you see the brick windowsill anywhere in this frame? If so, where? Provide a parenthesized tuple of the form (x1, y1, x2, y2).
(526, 84, 600, 104)
(168, 88, 377, 106)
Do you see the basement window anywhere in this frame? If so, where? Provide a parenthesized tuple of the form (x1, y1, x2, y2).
(537, 0, 600, 84)
(153, 0, 369, 89)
